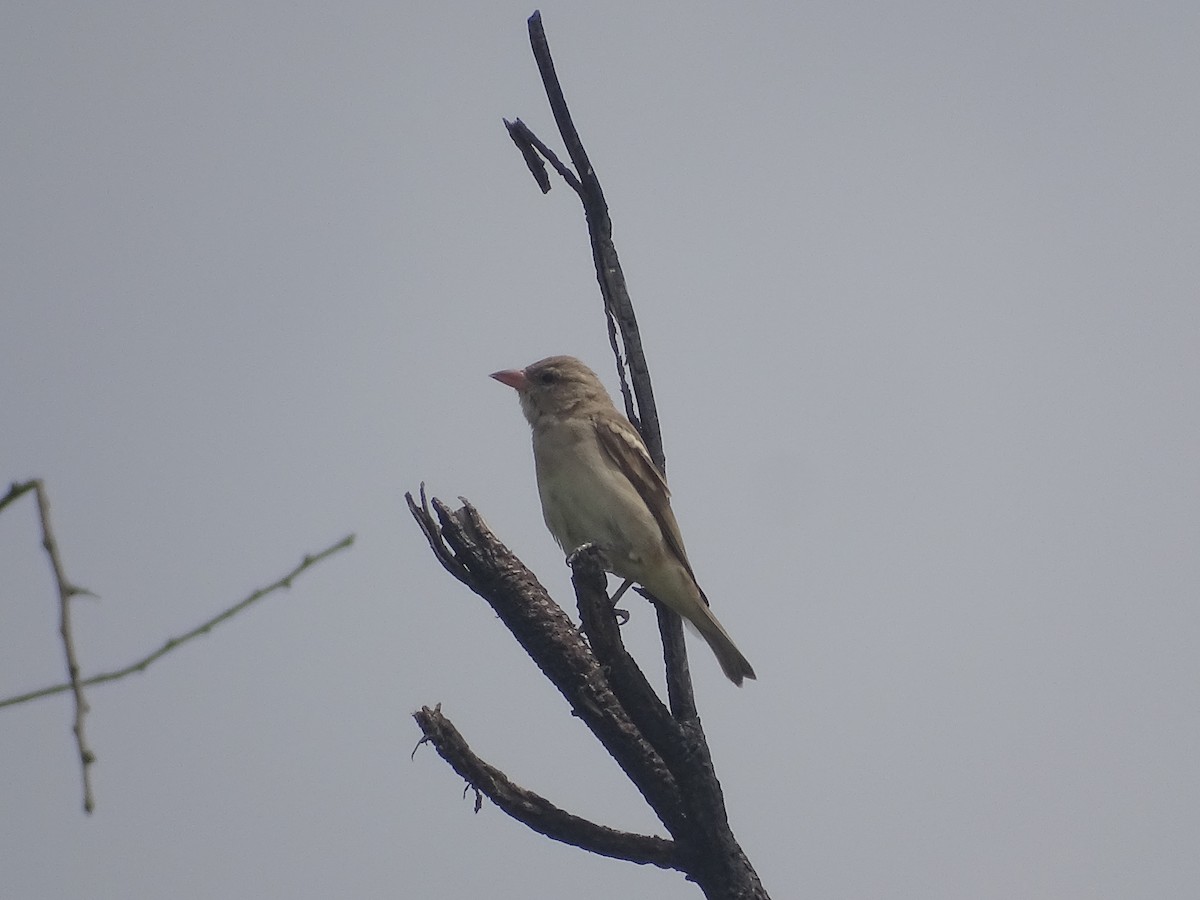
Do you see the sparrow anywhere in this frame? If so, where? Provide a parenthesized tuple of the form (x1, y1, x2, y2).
(491, 355, 756, 685)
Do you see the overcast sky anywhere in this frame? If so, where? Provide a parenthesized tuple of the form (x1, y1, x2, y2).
(3, 3, 1198, 898)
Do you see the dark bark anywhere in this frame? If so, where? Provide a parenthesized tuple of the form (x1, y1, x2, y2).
(407, 490, 689, 839)
(413, 704, 680, 869)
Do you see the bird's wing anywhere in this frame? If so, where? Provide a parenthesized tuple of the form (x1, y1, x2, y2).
(593, 410, 701, 586)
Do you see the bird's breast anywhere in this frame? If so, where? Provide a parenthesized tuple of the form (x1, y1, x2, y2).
(531, 417, 661, 575)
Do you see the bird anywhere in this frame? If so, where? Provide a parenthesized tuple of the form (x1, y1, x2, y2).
(490, 355, 756, 685)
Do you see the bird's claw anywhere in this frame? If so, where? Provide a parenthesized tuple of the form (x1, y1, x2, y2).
(565, 542, 600, 567)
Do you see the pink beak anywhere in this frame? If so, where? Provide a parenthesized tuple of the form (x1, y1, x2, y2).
(490, 368, 529, 391)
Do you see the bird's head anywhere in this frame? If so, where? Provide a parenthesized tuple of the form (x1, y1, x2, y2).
(491, 355, 612, 425)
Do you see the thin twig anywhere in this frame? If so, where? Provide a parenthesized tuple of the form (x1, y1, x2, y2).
(0, 534, 356, 711)
(18, 480, 96, 812)
(1, 480, 38, 514)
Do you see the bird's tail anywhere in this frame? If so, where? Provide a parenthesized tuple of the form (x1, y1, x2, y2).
(692, 602, 757, 687)
(642, 562, 757, 686)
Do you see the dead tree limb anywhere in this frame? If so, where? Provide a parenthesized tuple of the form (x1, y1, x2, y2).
(410, 12, 769, 898)
(413, 704, 681, 869)
(406, 489, 690, 838)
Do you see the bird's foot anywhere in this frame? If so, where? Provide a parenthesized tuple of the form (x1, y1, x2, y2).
(609, 578, 633, 624)
(566, 546, 628, 623)
(565, 542, 603, 567)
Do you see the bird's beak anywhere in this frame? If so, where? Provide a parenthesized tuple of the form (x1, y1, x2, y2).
(490, 368, 529, 391)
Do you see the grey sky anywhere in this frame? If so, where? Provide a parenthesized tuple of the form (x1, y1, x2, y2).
(3, 3, 1198, 898)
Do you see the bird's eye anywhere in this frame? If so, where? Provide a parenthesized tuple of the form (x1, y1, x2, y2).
(537, 371, 557, 385)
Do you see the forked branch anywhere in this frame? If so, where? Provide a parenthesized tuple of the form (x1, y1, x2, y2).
(411, 12, 769, 898)
(2, 479, 354, 815)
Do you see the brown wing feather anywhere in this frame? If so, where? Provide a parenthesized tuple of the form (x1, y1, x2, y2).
(592, 410, 700, 585)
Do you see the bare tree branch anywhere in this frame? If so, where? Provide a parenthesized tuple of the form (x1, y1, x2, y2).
(6, 480, 98, 812)
(524, 11, 664, 468)
(510, 8, 699, 724)
(568, 548, 686, 763)
(0, 534, 355, 710)
(413, 704, 681, 869)
(405, 489, 693, 840)
(570, 548, 767, 896)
